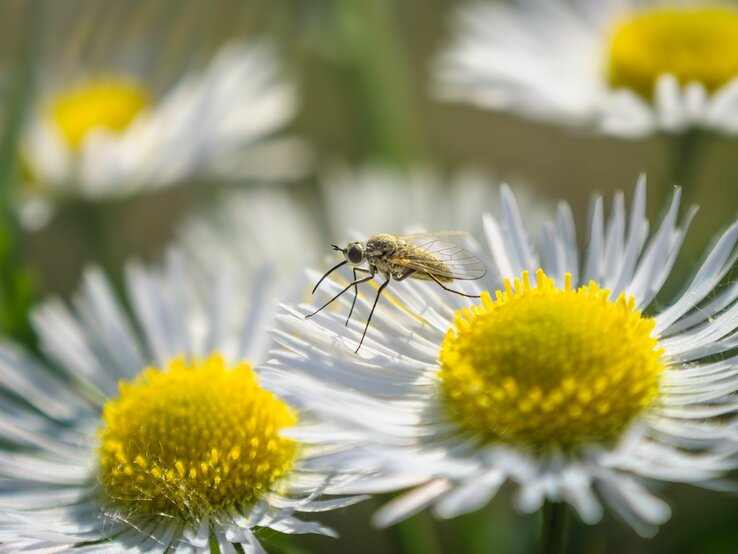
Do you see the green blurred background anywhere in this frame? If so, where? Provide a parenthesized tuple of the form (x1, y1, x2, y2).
(1, 0, 737, 552)
(9, 0, 736, 295)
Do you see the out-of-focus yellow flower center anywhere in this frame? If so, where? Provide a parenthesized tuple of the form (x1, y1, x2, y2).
(49, 77, 149, 149)
(439, 270, 664, 450)
(97, 354, 297, 521)
(608, 6, 738, 99)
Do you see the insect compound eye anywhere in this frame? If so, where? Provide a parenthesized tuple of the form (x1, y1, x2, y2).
(346, 244, 364, 264)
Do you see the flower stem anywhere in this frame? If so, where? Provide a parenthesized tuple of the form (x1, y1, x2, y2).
(78, 200, 122, 279)
(541, 500, 567, 554)
(664, 129, 711, 209)
(393, 511, 443, 554)
(0, 3, 39, 347)
(330, 0, 426, 166)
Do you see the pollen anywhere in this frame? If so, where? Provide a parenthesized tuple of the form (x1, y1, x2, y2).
(439, 270, 664, 451)
(49, 76, 149, 149)
(608, 6, 738, 99)
(97, 354, 297, 521)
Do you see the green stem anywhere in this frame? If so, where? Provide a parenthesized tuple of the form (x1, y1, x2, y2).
(541, 501, 567, 554)
(331, 0, 426, 166)
(0, 6, 37, 195)
(77, 200, 120, 278)
(0, 3, 40, 346)
(663, 129, 711, 210)
(392, 511, 443, 554)
(0, 226, 36, 346)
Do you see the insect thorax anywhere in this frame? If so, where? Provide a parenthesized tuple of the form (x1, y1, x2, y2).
(365, 234, 400, 255)
(366, 234, 453, 282)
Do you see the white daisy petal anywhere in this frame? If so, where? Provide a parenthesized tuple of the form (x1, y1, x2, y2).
(560, 466, 603, 524)
(433, 468, 505, 519)
(372, 479, 453, 528)
(598, 473, 671, 538)
(656, 220, 738, 332)
(705, 77, 738, 130)
(662, 280, 738, 336)
(612, 174, 648, 295)
(499, 184, 538, 274)
(0, 343, 97, 418)
(655, 74, 688, 131)
(626, 189, 690, 307)
(603, 191, 626, 289)
(582, 195, 605, 284)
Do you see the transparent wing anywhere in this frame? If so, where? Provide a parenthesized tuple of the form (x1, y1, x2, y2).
(390, 234, 487, 280)
(400, 231, 469, 240)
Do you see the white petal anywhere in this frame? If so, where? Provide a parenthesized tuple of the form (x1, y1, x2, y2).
(433, 468, 505, 518)
(656, 220, 738, 332)
(372, 479, 452, 528)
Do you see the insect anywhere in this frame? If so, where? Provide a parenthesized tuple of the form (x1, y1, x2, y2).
(307, 232, 487, 352)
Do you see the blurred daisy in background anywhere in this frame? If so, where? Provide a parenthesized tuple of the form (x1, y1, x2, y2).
(17, 1, 307, 229)
(0, 250, 364, 552)
(264, 176, 738, 538)
(178, 164, 550, 284)
(436, 0, 738, 138)
(317, 164, 549, 240)
(178, 185, 323, 287)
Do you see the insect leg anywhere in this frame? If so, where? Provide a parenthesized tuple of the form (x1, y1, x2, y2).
(394, 270, 417, 282)
(312, 260, 348, 294)
(424, 272, 481, 298)
(346, 267, 372, 326)
(306, 274, 375, 318)
(355, 277, 390, 353)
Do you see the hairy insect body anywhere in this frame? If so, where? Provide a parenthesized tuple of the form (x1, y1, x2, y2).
(309, 231, 486, 352)
(365, 234, 452, 282)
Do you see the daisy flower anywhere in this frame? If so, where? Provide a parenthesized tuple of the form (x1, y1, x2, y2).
(0, 251, 364, 552)
(20, 39, 306, 228)
(436, 0, 738, 137)
(264, 176, 738, 538)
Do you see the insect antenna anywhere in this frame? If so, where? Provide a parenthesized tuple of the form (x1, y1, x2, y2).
(311, 259, 348, 294)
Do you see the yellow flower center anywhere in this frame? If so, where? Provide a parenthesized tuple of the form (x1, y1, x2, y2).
(97, 354, 297, 521)
(439, 270, 664, 451)
(49, 76, 149, 149)
(608, 6, 738, 99)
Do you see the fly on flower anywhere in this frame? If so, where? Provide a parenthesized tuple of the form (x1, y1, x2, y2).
(308, 232, 487, 352)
